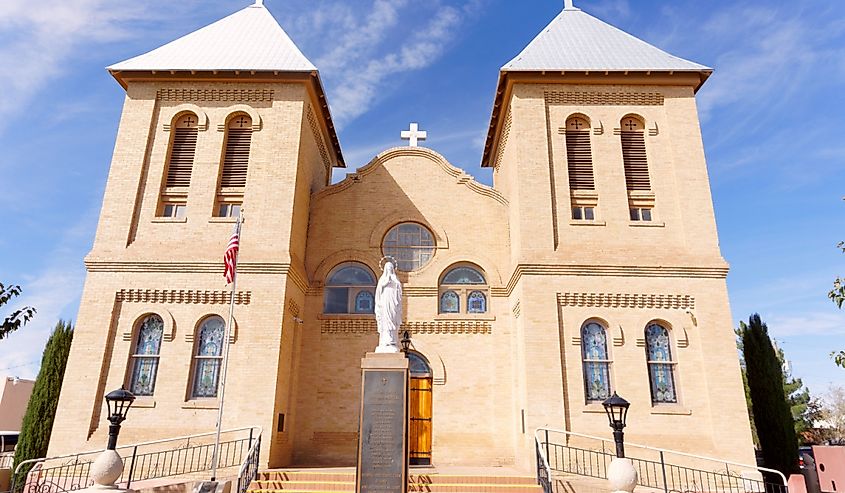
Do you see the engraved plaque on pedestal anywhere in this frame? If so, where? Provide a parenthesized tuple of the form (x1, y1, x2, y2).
(356, 353, 409, 493)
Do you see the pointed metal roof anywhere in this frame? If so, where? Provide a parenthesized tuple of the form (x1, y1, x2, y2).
(502, 5, 710, 73)
(108, 2, 316, 72)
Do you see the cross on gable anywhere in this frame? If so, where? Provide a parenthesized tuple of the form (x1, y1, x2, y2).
(571, 120, 583, 130)
(401, 122, 427, 147)
(624, 119, 638, 131)
(184, 116, 196, 127)
(234, 116, 249, 128)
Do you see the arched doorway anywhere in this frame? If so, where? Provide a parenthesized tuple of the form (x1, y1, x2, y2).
(407, 351, 433, 466)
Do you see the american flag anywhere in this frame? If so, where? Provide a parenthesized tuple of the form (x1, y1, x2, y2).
(223, 222, 240, 284)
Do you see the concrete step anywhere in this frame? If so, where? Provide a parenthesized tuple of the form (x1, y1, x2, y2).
(250, 469, 543, 493)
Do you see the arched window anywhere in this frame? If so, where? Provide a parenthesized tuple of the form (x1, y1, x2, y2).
(159, 113, 198, 217)
(581, 321, 611, 402)
(382, 223, 435, 272)
(439, 291, 460, 313)
(216, 115, 252, 217)
(408, 351, 432, 376)
(191, 316, 226, 398)
(128, 315, 164, 396)
(324, 263, 376, 314)
(620, 115, 653, 222)
(438, 265, 488, 314)
(566, 115, 597, 221)
(467, 291, 487, 314)
(645, 323, 678, 404)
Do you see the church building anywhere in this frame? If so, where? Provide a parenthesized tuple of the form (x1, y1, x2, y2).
(48, 0, 756, 472)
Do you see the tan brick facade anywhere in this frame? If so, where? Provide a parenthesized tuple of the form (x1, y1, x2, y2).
(47, 69, 754, 473)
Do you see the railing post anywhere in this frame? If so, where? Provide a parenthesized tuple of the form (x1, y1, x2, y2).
(126, 445, 138, 489)
(248, 428, 254, 449)
(544, 429, 550, 468)
(659, 451, 669, 493)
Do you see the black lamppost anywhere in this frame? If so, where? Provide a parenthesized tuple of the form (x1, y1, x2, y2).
(400, 330, 412, 353)
(602, 392, 630, 458)
(104, 387, 136, 450)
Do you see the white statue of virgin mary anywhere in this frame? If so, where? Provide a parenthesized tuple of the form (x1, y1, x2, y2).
(374, 260, 403, 353)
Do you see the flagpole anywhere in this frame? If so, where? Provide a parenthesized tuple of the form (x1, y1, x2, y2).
(211, 210, 243, 481)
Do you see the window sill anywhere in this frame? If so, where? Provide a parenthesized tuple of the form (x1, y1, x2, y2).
(152, 217, 188, 223)
(581, 403, 607, 414)
(434, 314, 496, 321)
(182, 400, 220, 410)
(569, 220, 606, 227)
(132, 397, 156, 409)
(208, 217, 238, 223)
(650, 405, 691, 416)
(629, 221, 665, 228)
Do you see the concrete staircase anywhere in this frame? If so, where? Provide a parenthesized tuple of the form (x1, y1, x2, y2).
(248, 469, 544, 493)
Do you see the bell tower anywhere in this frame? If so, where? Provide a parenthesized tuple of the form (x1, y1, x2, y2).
(48, 1, 344, 467)
(482, 3, 755, 468)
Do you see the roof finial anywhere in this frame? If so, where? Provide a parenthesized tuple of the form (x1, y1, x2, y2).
(254, 0, 264, 6)
(564, 0, 576, 10)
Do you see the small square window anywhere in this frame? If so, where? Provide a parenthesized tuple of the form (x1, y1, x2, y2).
(584, 207, 595, 220)
(572, 207, 583, 220)
(162, 203, 186, 218)
(217, 203, 241, 218)
(630, 208, 653, 222)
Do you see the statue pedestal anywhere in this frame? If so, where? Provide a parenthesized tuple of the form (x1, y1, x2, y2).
(355, 352, 409, 493)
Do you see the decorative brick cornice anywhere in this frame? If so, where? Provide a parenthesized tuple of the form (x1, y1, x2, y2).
(320, 319, 492, 335)
(557, 292, 694, 310)
(306, 104, 331, 175)
(316, 147, 508, 206)
(493, 109, 512, 172)
(156, 88, 274, 102)
(504, 263, 727, 297)
(544, 91, 664, 106)
(117, 289, 251, 305)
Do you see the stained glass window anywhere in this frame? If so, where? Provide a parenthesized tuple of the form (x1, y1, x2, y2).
(645, 323, 678, 404)
(467, 291, 487, 314)
(382, 223, 435, 272)
(442, 267, 485, 285)
(129, 315, 164, 396)
(324, 263, 376, 314)
(440, 291, 459, 314)
(408, 352, 432, 376)
(191, 316, 226, 398)
(355, 291, 375, 313)
(581, 322, 611, 402)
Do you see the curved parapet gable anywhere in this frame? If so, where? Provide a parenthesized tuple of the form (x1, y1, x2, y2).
(313, 147, 507, 206)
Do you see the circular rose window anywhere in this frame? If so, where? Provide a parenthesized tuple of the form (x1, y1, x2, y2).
(382, 222, 435, 272)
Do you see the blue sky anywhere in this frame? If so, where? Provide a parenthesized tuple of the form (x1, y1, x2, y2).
(0, 0, 843, 398)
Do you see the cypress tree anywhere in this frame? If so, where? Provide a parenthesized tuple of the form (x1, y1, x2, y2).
(12, 320, 74, 491)
(739, 314, 798, 478)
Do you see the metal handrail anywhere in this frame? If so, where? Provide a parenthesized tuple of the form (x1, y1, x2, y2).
(11, 426, 259, 493)
(535, 427, 788, 486)
(236, 429, 262, 493)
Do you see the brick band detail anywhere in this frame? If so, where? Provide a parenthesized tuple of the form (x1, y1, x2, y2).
(116, 289, 251, 305)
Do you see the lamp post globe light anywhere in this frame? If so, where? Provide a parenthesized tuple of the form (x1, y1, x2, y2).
(602, 392, 630, 459)
(105, 387, 136, 450)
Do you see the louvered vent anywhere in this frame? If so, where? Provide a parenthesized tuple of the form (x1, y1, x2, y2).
(221, 129, 251, 188)
(565, 131, 595, 190)
(621, 131, 650, 191)
(165, 128, 197, 188)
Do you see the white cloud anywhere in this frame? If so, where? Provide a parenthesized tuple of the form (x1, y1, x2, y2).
(766, 311, 845, 338)
(293, 0, 484, 128)
(0, 210, 95, 379)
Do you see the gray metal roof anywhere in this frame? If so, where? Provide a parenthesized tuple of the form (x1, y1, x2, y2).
(108, 2, 316, 72)
(502, 6, 710, 73)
